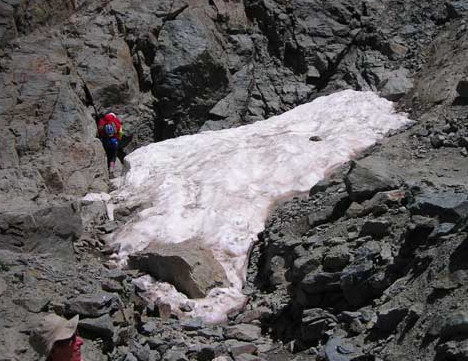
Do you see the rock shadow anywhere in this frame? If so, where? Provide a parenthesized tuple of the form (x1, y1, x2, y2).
(451, 97, 468, 106)
(449, 237, 468, 273)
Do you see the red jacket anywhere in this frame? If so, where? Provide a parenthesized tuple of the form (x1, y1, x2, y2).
(97, 113, 123, 140)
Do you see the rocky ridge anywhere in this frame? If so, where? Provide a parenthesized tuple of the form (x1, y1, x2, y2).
(1, 1, 468, 361)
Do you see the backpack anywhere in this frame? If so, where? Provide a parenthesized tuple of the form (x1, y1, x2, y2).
(104, 123, 116, 137)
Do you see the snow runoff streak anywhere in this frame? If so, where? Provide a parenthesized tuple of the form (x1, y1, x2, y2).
(109, 90, 412, 323)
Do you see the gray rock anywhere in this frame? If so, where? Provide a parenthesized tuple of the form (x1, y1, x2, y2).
(345, 159, 399, 202)
(323, 245, 351, 272)
(198, 327, 224, 339)
(0, 0, 80, 46)
(349, 319, 366, 335)
(151, 15, 230, 136)
(128, 239, 229, 299)
(345, 202, 365, 218)
(447, 1, 468, 19)
(0, 203, 84, 256)
(359, 218, 391, 239)
(147, 337, 169, 354)
(234, 354, 263, 361)
(125, 353, 139, 361)
(98, 222, 119, 234)
(354, 241, 384, 262)
(114, 326, 134, 348)
(235, 307, 272, 324)
(357, 190, 407, 217)
(307, 66, 321, 82)
(0, 30, 108, 214)
(224, 324, 262, 342)
(196, 346, 216, 361)
(181, 318, 204, 331)
(0, 277, 6, 296)
(101, 279, 123, 293)
(224, 340, 257, 356)
(291, 253, 322, 281)
(441, 312, 468, 339)
(162, 350, 189, 361)
(301, 308, 337, 342)
(267, 255, 287, 286)
(339, 311, 362, 324)
(79, 314, 114, 339)
(406, 215, 437, 245)
(456, 79, 468, 98)
(408, 189, 468, 223)
(309, 178, 342, 196)
(141, 322, 157, 336)
(375, 305, 408, 333)
(379, 68, 413, 101)
(65, 292, 121, 317)
(340, 261, 375, 307)
(436, 340, 468, 361)
(300, 271, 341, 295)
(429, 223, 456, 239)
(324, 237, 347, 247)
(149, 351, 162, 361)
(13, 297, 49, 313)
(129, 342, 152, 361)
(308, 206, 334, 228)
(430, 134, 445, 149)
(324, 337, 359, 361)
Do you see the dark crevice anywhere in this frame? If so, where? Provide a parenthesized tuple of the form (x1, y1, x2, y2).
(283, 13, 307, 75)
(313, 29, 363, 93)
(162, 4, 188, 23)
(240, 67, 257, 123)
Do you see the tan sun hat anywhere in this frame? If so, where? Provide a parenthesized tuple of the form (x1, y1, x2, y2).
(30, 314, 79, 356)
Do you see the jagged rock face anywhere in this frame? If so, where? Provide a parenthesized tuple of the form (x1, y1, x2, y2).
(0, 33, 108, 210)
(0, 0, 449, 215)
(0, 0, 84, 47)
(248, 20, 468, 353)
(254, 159, 468, 359)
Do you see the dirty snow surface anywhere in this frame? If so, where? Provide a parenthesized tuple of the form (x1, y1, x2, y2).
(109, 90, 412, 323)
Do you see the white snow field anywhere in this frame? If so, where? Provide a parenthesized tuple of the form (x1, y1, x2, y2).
(106, 90, 412, 323)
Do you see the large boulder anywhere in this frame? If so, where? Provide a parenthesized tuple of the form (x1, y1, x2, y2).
(345, 158, 400, 202)
(128, 240, 229, 298)
(379, 67, 413, 101)
(224, 324, 262, 342)
(65, 292, 122, 318)
(0, 203, 83, 256)
(151, 11, 230, 136)
(408, 189, 468, 223)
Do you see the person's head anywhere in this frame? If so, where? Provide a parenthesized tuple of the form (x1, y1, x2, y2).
(30, 314, 83, 361)
(104, 112, 117, 123)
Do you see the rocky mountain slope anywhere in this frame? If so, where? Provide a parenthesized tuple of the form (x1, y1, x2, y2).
(1, 0, 468, 360)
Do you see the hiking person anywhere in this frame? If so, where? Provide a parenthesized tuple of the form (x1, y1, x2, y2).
(97, 112, 132, 177)
(30, 314, 84, 361)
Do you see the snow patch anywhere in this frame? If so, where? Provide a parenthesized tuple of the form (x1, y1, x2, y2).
(109, 90, 412, 323)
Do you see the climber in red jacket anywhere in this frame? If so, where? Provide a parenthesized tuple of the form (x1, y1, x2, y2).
(97, 112, 132, 177)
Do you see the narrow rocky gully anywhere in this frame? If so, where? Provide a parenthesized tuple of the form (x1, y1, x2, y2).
(1, 1, 468, 361)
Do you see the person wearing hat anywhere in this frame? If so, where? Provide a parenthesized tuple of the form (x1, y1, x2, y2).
(30, 314, 84, 361)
